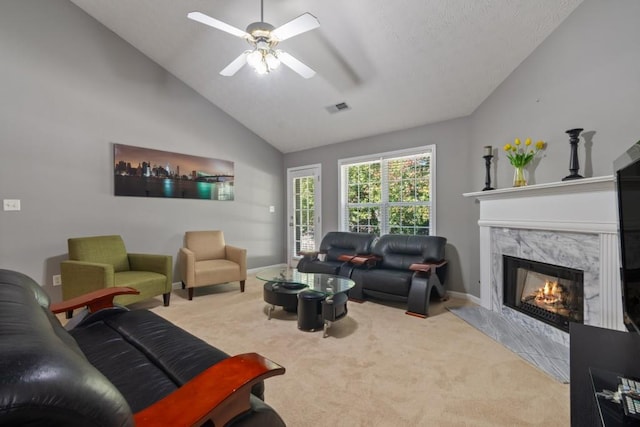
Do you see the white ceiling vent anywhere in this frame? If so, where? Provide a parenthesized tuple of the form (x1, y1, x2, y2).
(326, 102, 351, 114)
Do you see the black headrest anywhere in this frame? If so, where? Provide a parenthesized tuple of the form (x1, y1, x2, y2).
(319, 232, 377, 254)
(373, 235, 446, 269)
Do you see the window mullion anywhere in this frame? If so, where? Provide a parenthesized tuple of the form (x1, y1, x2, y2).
(380, 158, 389, 235)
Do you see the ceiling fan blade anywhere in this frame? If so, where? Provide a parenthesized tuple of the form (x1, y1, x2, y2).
(271, 13, 320, 41)
(220, 52, 249, 76)
(187, 11, 249, 38)
(278, 51, 316, 79)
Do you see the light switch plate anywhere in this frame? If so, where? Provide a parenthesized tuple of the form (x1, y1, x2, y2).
(269, 205, 275, 213)
(3, 199, 20, 211)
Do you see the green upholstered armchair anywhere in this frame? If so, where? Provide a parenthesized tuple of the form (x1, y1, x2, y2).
(61, 235, 172, 311)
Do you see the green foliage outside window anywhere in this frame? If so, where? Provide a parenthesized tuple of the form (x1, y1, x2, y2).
(295, 176, 315, 253)
(345, 154, 431, 235)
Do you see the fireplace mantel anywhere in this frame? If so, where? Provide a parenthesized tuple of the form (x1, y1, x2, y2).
(463, 175, 614, 201)
(463, 176, 616, 234)
(464, 175, 623, 334)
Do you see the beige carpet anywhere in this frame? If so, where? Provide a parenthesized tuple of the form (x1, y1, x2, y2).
(129, 275, 570, 427)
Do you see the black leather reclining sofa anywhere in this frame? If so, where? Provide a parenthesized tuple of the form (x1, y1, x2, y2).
(0, 269, 286, 427)
(297, 232, 448, 317)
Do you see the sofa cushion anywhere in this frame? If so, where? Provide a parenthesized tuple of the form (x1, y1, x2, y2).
(114, 270, 167, 293)
(104, 310, 231, 385)
(70, 309, 265, 408)
(195, 259, 241, 284)
(69, 320, 178, 413)
(352, 268, 413, 297)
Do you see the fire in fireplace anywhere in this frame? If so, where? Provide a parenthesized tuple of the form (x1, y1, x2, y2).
(503, 255, 584, 332)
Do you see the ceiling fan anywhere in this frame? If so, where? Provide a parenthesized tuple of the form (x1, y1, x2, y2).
(187, 0, 320, 78)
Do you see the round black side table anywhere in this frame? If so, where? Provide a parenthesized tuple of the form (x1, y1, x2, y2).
(296, 290, 324, 331)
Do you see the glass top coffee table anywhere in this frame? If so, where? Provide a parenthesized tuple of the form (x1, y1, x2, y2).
(256, 266, 355, 295)
(257, 266, 355, 333)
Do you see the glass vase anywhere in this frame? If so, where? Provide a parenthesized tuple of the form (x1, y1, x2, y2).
(513, 166, 528, 187)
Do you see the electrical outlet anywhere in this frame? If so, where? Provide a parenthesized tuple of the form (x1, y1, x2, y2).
(3, 199, 21, 211)
(53, 275, 62, 286)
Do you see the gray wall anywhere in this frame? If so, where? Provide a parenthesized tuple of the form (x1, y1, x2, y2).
(0, 0, 285, 302)
(470, 0, 640, 187)
(284, 117, 472, 295)
(284, 0, 640, 298)
(467, 0, 640, 295)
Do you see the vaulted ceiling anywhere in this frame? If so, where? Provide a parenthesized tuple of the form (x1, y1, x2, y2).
(69, 0, 583, 153)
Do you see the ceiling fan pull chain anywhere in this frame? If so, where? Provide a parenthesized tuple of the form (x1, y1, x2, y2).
(260, 0, 264, 22)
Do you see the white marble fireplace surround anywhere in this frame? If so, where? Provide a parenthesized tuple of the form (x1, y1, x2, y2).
(464, 176, 624, 348)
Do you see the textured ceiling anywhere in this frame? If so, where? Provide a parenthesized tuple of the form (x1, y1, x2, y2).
(69, 0, 583, 153)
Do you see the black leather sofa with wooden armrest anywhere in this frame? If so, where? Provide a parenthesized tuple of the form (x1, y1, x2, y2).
(0, 269, 286, 427)
(346, 234, 448, 317)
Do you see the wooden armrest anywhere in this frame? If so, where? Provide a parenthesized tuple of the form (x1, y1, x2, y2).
(133, 353, 285, 427)
(409, 260, 448, 273)
(337, 254, 376, 262)
(341, 254, 379, 266)
(50, 287, 139, 314)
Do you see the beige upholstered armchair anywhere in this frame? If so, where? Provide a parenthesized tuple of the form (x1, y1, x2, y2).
(60, 235, 173, 312)
(179, 230, 247, 300)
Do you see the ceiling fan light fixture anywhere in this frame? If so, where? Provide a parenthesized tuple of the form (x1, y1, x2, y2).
(246, 47, 281, 75)
(254, 60, 268, 75)
(246, 50, 263, 68)
(188, 2, 319, 79)
(265, 52, 280, 69)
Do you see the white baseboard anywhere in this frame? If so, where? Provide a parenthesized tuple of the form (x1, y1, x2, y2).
(447, 290, 481, 305)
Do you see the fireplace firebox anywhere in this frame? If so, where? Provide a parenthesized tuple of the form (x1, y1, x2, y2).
(503, 255, 584, 332)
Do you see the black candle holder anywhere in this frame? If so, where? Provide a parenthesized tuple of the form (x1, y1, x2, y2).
(562, 128, 584, 181)
(483, 154, 494, 191)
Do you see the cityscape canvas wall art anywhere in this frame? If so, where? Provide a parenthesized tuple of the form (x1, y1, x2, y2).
(113, 143, 234, 200)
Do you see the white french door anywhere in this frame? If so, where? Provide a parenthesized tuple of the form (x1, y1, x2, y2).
(287, 164, 321, 267)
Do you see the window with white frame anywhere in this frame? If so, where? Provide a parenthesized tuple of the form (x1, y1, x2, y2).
(339, 146, 435, 236)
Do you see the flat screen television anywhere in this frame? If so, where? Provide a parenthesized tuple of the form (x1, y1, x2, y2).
(615, 141, 640, 333)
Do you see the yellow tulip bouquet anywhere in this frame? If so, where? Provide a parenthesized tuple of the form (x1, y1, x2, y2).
(503, 138, 546, 186)
(503, 138, 546, 168)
